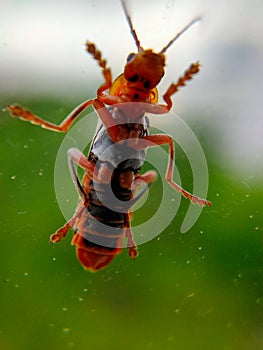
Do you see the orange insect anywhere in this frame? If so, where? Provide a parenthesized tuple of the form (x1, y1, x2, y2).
(5, 1, 212, 271)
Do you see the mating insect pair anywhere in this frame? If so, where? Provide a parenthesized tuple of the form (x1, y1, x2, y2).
(5, 1, 212, 271)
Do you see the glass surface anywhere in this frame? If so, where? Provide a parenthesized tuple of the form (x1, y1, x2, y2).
(1, 1, 262, 349)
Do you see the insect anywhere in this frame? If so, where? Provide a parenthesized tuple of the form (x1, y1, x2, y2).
(5, 1, 212, 271)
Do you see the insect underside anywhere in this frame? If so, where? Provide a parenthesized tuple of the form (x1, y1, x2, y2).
(5, 1, 211, 271)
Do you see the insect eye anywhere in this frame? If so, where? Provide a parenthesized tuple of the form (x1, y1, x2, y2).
(126, 53, 135, 62)
(128, 74, 139, 83)
(143, 80, 151, 89)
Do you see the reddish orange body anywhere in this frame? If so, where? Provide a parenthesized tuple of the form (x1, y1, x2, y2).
(5, 1, 211, 271)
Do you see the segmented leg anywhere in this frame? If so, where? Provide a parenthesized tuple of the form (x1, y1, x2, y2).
(50, 148, 95, 243)
(124, 212, 138, 259)
(86, 41, 113, 95)
(5, 99, 94, 132)
(67, 148, 95, 202)
(134, 134, 212, 207)
(5, 44, 114, 134)
(162, 62, 200, 110)
(125, 170, 157, 259)
(50, 222, 71, 243)
(133, 170, 157, 188)
(50, 205, 86, 243)
(92, 99, 122, 141)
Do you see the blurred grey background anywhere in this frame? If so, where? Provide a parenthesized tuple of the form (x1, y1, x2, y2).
(1, 0, 263, 181)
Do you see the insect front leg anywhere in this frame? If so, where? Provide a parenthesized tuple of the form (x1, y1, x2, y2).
(85, 41, 113, 96)
(142, 62, 200, 113)
(5, 99, 94, 132)
(92, 99, 123, 142)
(134, 135, 212, 207)
(162, 62, 200, 110)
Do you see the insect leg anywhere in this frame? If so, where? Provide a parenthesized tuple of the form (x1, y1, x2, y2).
(86, 41, 112, 95)
(163, 62, 200, 110)
(124, 213, 138, 260)
(134, 170, 157, 188)
(135, 135, 212, 207)
(4, 99, 94, 132)
(67, 148, 95, 202)
(50, 148, 94, 243)
(50, 206, 86, 243)
(130, 170, 157, 201)
(50, 222, 71, 243)
(92, 99, 121, 142)
(124, 171, 157, 259)
(143, 62, 201, 113)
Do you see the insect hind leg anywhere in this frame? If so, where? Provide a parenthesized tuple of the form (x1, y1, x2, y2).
(50, 148, 95, 244)
(50, 222, 71, 243)
(123, 171, 157, 260)
(67, 147, 95, 202)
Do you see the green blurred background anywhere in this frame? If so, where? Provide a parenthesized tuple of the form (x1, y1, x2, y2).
(1, 1, 263, 349)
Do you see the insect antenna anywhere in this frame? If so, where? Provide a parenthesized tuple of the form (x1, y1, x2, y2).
(121, 0, 143, 52)
(159, 17, 201, 54)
